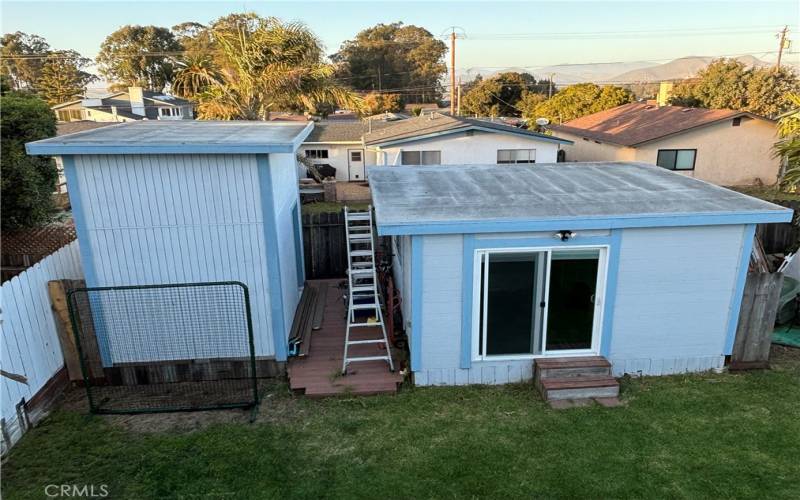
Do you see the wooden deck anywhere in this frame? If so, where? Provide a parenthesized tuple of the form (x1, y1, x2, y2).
(287, 279, 404, 397)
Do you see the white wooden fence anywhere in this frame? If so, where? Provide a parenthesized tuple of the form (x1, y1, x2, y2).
(1, 241, 83, 451)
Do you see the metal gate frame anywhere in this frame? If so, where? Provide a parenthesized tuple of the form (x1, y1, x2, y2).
(66, 281, 259, 414)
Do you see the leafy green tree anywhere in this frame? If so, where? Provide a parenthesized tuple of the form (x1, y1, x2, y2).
(96, 25, 181, 90)
(1, 93, 58, 229)
(362, 92, 404, 115)
(172, 14, 362, 119)
(528, 83, 634, 123)
(517, 92, 548, 120)
(36, 51, 97, 105)
(670, 58, 800, 117)
(1, 32, 50, 90)
(333, 23, 447, 104)
(460, 72, 548, 117)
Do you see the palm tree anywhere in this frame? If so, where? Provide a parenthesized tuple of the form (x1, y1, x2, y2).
(172, 16, 363, 119)
(775, 93, 800, 190)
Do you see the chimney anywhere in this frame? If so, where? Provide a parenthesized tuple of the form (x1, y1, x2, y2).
(128, 86, 146, 116)
(657, 81, 674, 107)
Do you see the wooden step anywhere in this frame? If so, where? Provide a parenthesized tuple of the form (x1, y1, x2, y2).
(535, 356, 612, 380)
(539, 376, 619, 401)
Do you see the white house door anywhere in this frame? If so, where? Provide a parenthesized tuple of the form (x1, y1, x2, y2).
(348, 149, 365, 181)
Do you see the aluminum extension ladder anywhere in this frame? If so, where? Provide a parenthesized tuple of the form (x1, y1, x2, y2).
(341, 205, 395, 374)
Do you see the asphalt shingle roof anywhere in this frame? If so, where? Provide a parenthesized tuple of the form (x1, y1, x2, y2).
(550, 102, 772, 147)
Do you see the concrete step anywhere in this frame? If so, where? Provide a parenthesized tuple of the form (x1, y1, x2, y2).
(535, 356, 612, 380)
(539, 376, 619, 401)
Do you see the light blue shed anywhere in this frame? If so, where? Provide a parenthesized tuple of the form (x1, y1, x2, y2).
(27, 121, 313, 364)
(370, 163, 792, 385)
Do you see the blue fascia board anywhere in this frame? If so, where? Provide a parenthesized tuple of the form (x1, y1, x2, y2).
(291, 122, 315, 151)
(26, 143, 299, 156)
(411, 236, 424, 371)
(724, 224, 757, 355)
(257, 154, 289, 361)
(375, 210, 793, 236)
(369, 125, 573, 148)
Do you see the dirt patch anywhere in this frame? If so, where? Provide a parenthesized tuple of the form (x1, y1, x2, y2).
(59, 380, 313, 434)
(336, 181, 371, 202)
(771, 344, 800, 365)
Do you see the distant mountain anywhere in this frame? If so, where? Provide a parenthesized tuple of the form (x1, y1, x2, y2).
(457, 61, 655, 85)
(608, 55, 770, 83)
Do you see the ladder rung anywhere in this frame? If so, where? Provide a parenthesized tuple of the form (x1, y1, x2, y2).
(346, 339, 385, 345)
(349, 235, 372, 241)
(348, 226, 371, 232)
(350, 251, 373, 257)
(348, 322, 383, 328)
(347, 213, 371, 221)
(350, 268, 374, 275)
(352, 303, 379, 310)
(351, 286, 375, 293)
(345, 356, 391, 363)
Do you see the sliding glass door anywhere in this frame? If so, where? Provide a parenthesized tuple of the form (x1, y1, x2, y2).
(474, 246, 605, 360)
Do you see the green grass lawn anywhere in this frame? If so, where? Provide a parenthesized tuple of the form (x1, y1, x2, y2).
(4, 350, 800, 499)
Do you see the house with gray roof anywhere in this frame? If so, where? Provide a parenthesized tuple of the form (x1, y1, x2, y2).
(297, 112, 573, 182)
(52, 87, 194, 123)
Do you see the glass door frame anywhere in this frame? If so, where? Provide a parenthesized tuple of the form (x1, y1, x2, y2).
(471, 244, 609, 362)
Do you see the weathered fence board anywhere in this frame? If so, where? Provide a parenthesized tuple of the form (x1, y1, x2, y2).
(302, 211, 348, 279)
(731, 271, 784, 369)
(0, 241, 83, 453)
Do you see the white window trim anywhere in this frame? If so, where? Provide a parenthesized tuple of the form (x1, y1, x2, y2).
(471, 244, 609, 362)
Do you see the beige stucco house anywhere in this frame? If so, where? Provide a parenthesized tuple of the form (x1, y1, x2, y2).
(550, 101, 779, 186)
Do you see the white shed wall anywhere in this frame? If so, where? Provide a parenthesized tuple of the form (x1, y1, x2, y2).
(72, 154, 275, 357)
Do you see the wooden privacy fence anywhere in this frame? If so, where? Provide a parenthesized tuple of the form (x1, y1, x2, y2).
(731, 271, 784, 370)
(1, 224, 77, 283)
(303, 212, 348, 279)
(1, 240, 83, 453)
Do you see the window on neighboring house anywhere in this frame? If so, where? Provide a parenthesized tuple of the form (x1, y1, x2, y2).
(401, 150, 441, 165)
(656, 149, 696, 171)
(732, 117, 742, 126)
(305, 149, 329, 159)
(57, 109, 83, 122)
(497, 149, 536, 164)
(158, 107, 181, 117)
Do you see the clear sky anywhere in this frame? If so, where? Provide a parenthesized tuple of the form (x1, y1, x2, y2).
(2, 0, 798, 86)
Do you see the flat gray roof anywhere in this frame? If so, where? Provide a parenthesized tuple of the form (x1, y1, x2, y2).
(27, 120, 313, 155)
(369, 162, 792, 235)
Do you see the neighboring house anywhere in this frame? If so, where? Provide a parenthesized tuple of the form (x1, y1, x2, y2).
(371, 162, 791, 386)
(52, 87, 194, 123)
(26, 121, 313, 366)
(297, 113, 573, 182)
(550, 102, 778, 186)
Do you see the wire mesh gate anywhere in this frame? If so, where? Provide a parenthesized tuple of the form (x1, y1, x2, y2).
(67, 281, 259, 414)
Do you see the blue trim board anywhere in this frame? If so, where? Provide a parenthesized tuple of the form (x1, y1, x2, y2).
(291, 201, 305, 286)
(376, 210, 792, 236)
(600, 229, 622, 357)
(257, 154, 288, 361)
(411, 236, 424, 371)
(460, 235, 476, 369)
(459, 231, 622, 367)
(63, 156, 112, 366)
(724, 224, 757, 355)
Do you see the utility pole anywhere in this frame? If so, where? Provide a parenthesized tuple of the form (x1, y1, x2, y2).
(776, 25, 789, 70)
(450, 30, 456, 115)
